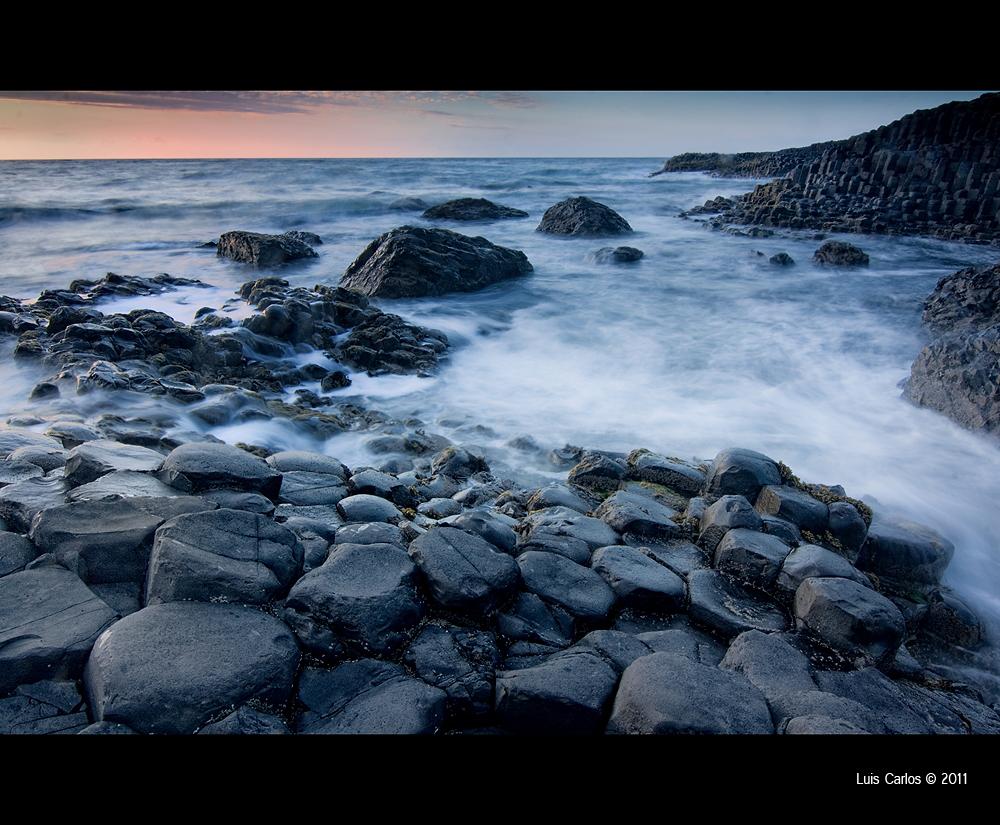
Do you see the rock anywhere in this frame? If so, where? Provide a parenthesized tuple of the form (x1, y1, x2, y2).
(522, 506, 619, 552)
(422, 198, 528, 221)
(536, 196, 633, 236)
(429, 446, 488, 480)
(755, 484, 828, 533)
(526, 483, 596, 514)
(517, 550, 615, 621)
(407, 526, 520, 615)
(687, 569, 788, 638)
(0, 694, 89, 734)
(0, 531, 36, 577)
(77, 721, 137, 735)
(590, 545, 685, 611)
(759, 515, 802, 546)
(63, 440, 164, 486)
(278, 471, 349, 506)
(441, 509, 518, 553)
(283, 229, 322, 246)
(922, 261, 1000, 335)
(781, 715, 870, 734)
(720, 630, 817, 702)
(0, 474, 69, 531)
(626, 449, 705, 496)
(159, 443, 282, 497)
(403, 623, 500, 717)
(495, 649, 619, 734)
(296, 659, 446, 734)
(66, 470, 182, 502)
(29, 499, 165, 583)
(813, 668, 934, 734)
(594, 489, 682, 540)
(827, 501, 868, 561)
(567, 451, 626, 492)
(16, 679, 84, 713)
(0, 427, 61, 459)
(769, 252, 795, 266)
(704, 447, 781, 501)
(44, 421, 101, 449)
(638, 539, 710, 577)
(7, 444, 68, 473)
(334, 521, 406, 548)
(776, 543, 871, 596)
(0, 460, 43, 487)
(339, 225, 532, 298)
(0, 567, 117, 693)
(813, 240, 869, 267)
(336, 494, 403, 524)
(217, 230, 319, 266)
(921, 590, 983, 648)
(348, 468, 414, 506)
(200, 490, 275, 515)
(794, 576, 906, 664)
(389, 196, 429, 211)
(418, 497, 463, 519)
(593, 246, 644, 264)
(198, 707, 290, 735)
(607, 652, 773, 734)
(145, 509, 303, 606)
(575, 629, 653, 672)
(84, 602, 300, 734)
(283, 542, 425, 657)
(496, 592, 574, 648)
(698, 494, 763, 553)
(265, 450, 349, 478)
(713, 528, 791, 589)
(859, 516, 955, 586)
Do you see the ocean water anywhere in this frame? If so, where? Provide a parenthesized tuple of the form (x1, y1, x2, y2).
(2, 157, 1000, 644)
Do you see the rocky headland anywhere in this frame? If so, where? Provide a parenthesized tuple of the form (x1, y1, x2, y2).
(650, 140, 842, 179)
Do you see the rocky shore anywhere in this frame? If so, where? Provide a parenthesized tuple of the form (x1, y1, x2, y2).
(650, 140, 842, 179)
(671, 93, 1000, 244)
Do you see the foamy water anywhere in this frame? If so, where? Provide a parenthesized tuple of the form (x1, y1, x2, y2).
(2, 158, 999, 640)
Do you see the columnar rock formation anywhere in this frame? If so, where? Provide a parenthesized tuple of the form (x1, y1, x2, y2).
(650, 140, 842, 178)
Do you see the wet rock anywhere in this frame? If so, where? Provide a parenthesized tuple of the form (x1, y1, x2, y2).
(200, 490, 275, 515)
(518, 550, 615, 621)
(704, 447, 781, 501)
(296, 659, 446, 734)
(921, 261, 1000, 335)
(0, 428, 62, 459)
(590, 545, 685, 611)
(759, 515, 802, 546)
(265, 450, 349, 478)
(720, 630, 816, 703)
(575, 629, 653, 672)
(418, 497, 462, 519)
(495, 648, 619, 734)
(408, 526, 520, 615)
(698, 494, 762, 553)
(429, 446, 488, 481)
(769, 252, 795, 266)
(496, 592, 574, 648)
(687, 569, 788, 638)
(537, 196, 633, 236)
(859, 516, 955, 586)
(0, 693, 90, 734)
(593, 246, 644, 264)
(0, 475, 70, 532)
(336, 494, 403, 524)
(84, 602, 300, 734)
(320, 370, 351, 391)
(29, 382, 60, 400)
(66, 470, 181, 502)
(0, 460, 43, 487)
(776, 543, 871, 596)
(567, 450, 626, 492)
(921, 590, 983, 648)
(522, 506, 619, 553)
(525, 483, 596, 514)
(159, 443, 282, 497)
(63, 440, 164, 487)
(422, 198, 528, 221)
(440, 509, 518, 554)
(30, 499, 164, 583)
(607, 652, 773, 734)
(813, 668, 934, 734)
(0, 531, 36, 577)
(769, 690, 884, 733)
(794, 576, 906, 664)
(389, 196, 429, 211)
(217, 230, 319, 266)
(44, 421, 101, 450)
(7, 444, 68, 473)
(198, 707, 290, 735)
(626, 449, 705, 496)
(594, 489, 682, 540)
(638, 539, 710, 577)
(334, 521, 406, 548)
(146, 509, 303, 606)
(403, 623, 500, 717)
(827, 501, 868, 561)
(0, 567, 117, 693)
(348, 468, 414, 506)
(339, 225, 532, 298)
(283, 542, 425, 658)
(781, 715, 870, 734)
(813, 240, 869, 267)
(278, 471, 349, 506)
(714, 528, 791, 589)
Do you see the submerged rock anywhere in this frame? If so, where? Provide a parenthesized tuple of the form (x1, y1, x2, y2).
(422, 198, 528, 221)
(537, 197, 633, 236)
(217, 230, 319, 266)
(339, 226, 532, 298)
(593, 246, 644, 264)
(813, 240, 869, 267)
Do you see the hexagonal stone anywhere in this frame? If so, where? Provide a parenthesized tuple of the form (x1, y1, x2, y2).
(698, 495, 762, 553)
(277, 471, 349, 506)
(296, 660, 446, 734)
(63, 440, 164, 486)
(522, 506, 619, 551)
(594, 489, 682, 540)
(336, 494, 403, 524)
(408, 526, 520, 615)
(0, 428, 62, 459)
(0, 567, 117, 693)
(687, 569, 788, 638)
(704, 448, 781, 501)
(607, 652, 773, 734)
(159, 443, 282, 497)
(145, 508, 304, 605)
(776, 543, 871, 596)
(84, 602, 300, 734)
(403, 623, 500, 718)
(755, 485, 828, 532)
(714, 528, 791, 589)
(794, 576, 906, 664)
(626, 449, 705, 496)
(590, 545, 685, 611)
(860, 517, 954, 586)
(496, 592, 574, 648)
(283, 542, 425, 658)
(518, 550, 615, 621)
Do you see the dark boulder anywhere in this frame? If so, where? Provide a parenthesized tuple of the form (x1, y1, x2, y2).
(63, 440, 164, 487)
(626, 449, 705, 496)
(336, 494, 403, 523)
(403, 623, 500, 718)
(0, 531, 36, 577)
(859, 517, 954, 586)
(713, 527, 791, 589)
(590, 545, 685, 611)
(517, 550, 615, 621)
(198, 707, 290, 735)
(339, 226, 532, 298)
(813, 240, 869, 267)
(687, 569, 788, 638)
(769, 252, 795, 266)
(755, 484, 828, 532)
(422, 198, 528, 221)
(593, 246, 644, 264)
(776, 543, 871, 596)
(704, 447, 781, 501)
(159, 443, 282, 497)
(217, 231, 319, 266)
(698, 494, 762, 553)
(567, 450, 626, 492)
(537, 197, 633, 236)
(921, 261, 1000, 335)
(594, 489, 682, 541)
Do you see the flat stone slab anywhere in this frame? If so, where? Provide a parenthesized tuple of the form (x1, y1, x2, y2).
(518, 550, 615, 621)
(590, 545, 686, 611)
(687, 569, 788, 638)
(64, 440, 164, 486)
(159, 443, 282, 497)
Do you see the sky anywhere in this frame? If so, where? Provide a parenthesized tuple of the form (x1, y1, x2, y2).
(0, 91, 991, 160)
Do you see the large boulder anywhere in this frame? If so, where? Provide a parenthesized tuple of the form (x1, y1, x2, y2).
(713, 528, 791, 589)
(84, 602, 300, 734)
(755, 485, 828, 532)
(537, 197, 633, 236)
(698, 494, 762, 553)
(776, 543, 871, 596)
(339, 226, 532, 298)
(813, 240, 869, 266)
(590, 545, 685, 611)
(0, 460, 42, 487)
(145, 509, 303, 605)
(794, 576, 906, 664)
(217, 230, 318, 266)
(921, 261, 1000, 335)
(283, 542, 425, 657)
(407, 527, 520, 615)
(521, 506, 620, 554)
(159, 443, 282, 497)
(63, 440, 164, 487)
(517, 550, 615, 621)
(422, 198, 528, 221)
(859, 517, 954, 586)
(296, 660, 446, 734)
(704, 448, 781, 501)
(29, 499, 165, 583)
(606, 652, 773, 734)
(0, 567, 117, 693)
(594, 490, 682, 541)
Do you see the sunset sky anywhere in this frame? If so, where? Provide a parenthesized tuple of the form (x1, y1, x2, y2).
(0, 91, 989, 159)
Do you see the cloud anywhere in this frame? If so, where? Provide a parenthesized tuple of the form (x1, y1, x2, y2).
(0, 90, 541, 114)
